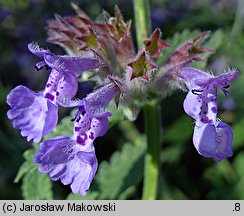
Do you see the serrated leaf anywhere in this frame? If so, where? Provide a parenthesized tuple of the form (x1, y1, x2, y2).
(22, 172, 53, 200)
(14, 148, 38, 183)
(95, 137, 146, 199)
(66, 191, 99, 200)
(14, 161, 38, 183)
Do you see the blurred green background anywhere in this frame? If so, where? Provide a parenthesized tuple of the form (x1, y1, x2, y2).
(1, 0, 244, 200)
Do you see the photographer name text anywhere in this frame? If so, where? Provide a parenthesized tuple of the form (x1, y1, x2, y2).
(2, 202, 116, 213)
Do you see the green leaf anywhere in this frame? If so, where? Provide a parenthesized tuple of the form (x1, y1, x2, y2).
(108, 103, 125, 127)
(14, 148, 38, 183)
(15, 148, 53, 199)
(22, 172, 53, 200)
(118, 120, 140, 143)
(232, 118, 244, 150)
(44, 111, 74, 140)
(164, 115, 193, 143)
(118, 186, 137, 199)
(66, 191, 99, 200)
(233, 152, 244, 178)
(235, 179, 244, 199)
(234, 153, 244, 199)
(160, 143, 184, 164)
(14, 160, 38, 183)
(23, 147, 38, 160)
(204, 160, 237, 184)
(95, 137, 146, 199)
(158, 173, 188, 199)
(204, 160, 238, 199)
(14, 147, 53, 199)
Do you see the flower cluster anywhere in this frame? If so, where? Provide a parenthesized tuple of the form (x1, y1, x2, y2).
(7, 42, 121, 195)
(7, 4, 239, 196)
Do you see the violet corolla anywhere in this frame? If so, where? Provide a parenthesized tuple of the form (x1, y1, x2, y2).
(33, 79, 121, 196)
(180, 67, 239, 161)
(7, 43, 99, 143)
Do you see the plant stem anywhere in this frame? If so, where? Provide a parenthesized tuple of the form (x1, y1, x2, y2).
(133, 0, 151, 48)
(142, 102, 161, 200)
(133, 0, 161, 200)
(231, 0, 244, 37)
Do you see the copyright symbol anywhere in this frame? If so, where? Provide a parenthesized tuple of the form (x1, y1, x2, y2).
(3, 203, 16, 213)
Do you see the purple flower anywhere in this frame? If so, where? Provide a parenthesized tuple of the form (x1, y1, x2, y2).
(72, 106, 111, 149)
(7, 43, 100, 143)
(28, 42, 100, 104)
(33, 136, 98, 196)
(181, 67, 239, 124)
(193, 121, 233, 162)
(28, 42, 100, 74)
(181, 67, 239, 161)
(33, 79, 120, 195)
(7, 85, 58, 143)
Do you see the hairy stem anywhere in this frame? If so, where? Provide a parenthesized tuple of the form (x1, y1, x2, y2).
(133, 0, 151, 48)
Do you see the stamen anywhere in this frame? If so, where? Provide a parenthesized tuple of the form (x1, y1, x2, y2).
(34, 61, 48, 71)
(76, 115, 81, 122)
(192, 89, 203, 95)
(45, 65, 51, 70)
